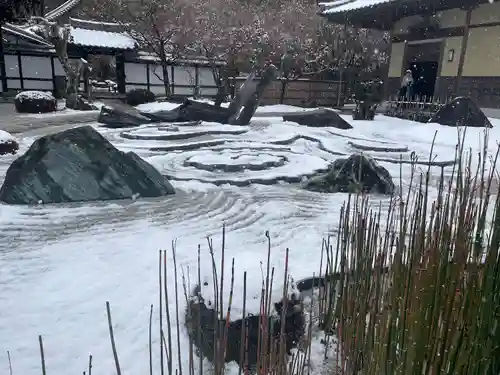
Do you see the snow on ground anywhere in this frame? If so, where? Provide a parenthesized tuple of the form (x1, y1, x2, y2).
(136, 99, 334, 115)
(0, 105, 499, 375)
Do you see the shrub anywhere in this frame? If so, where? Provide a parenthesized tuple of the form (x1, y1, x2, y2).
(0, 130, 19, 155)
(14, 91, 57, 114)
(126, 88, 155, 106)
(352, 79, 384, 120)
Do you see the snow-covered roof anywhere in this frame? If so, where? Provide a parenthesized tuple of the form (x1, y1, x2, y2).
(320, 0, 395, 14)
(135, 51, 226, 66)
(69, 27, 136, 50)
(2, 23, 53, 46)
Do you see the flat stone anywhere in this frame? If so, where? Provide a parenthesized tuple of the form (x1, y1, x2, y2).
(0, 125, 175, 204)
(283, 109, 353, 129)
(98, 104, 151, 128)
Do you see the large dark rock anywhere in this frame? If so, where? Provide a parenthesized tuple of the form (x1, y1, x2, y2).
(172, 99, 234, 123)
(98, 104, 151, 128)
(304, 154, 395, 194)
(283, 109, 353, 129)
(429, 96, 492, 128)
(0, 126, 175, 204)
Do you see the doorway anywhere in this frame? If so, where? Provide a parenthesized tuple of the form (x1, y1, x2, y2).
(404, 41, 441, 99)
(409, 61, 438, 98)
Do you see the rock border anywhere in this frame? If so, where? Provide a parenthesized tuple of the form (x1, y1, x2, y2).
(183, 153, 288, 172)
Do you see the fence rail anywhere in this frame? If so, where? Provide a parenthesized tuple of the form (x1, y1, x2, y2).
(385, 95, 447, 123)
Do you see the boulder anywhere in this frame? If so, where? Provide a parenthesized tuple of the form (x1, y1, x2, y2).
(125, 88, 155, 106)
(98, 104, 151, 128)
(171, 99, 234, 123)
(429, 96, 492, 128)
(304, 154, 395, 194)
(283, 109, 353, 129)
(14, 91, 57, 114)
(0, 130, 19, 155)
(0, 126, 175, 204)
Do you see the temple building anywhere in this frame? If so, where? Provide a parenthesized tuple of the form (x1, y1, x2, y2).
(320, 0, 500, 108)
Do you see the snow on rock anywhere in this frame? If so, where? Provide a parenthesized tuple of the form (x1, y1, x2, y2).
(136, 101, 183, 113)
(0, 130, 19, 156)
(0, 130, 15, 143)
(14, 90, 55, 101)
(135, 100, 328, 116)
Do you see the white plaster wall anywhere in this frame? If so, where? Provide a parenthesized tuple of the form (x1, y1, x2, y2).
(6, 79, 21, 88)
(125, 63, 147, 84)
(125, 83, 149, 91)
(199, 87, 218, 96)
(199, 67, 216, 86)
(148, 64, 164, 84)
(5, 55, 19, 78)
(21, 56, 52, 78)
(173, 86, 195, 95)
(173, 66, 195, 86)
(53, 58, 65, 76)
(23, 80, 54, 90)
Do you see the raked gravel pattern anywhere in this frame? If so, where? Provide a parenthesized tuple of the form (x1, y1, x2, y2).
(1, 112, 499, 375)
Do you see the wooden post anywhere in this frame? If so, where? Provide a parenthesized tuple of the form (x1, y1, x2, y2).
(0, 26, 7, 93)
(383, 28, 395, 100)
(455, 6, 473, 95)
(17, 51, 24, 90)
(115, 53, 126, 94)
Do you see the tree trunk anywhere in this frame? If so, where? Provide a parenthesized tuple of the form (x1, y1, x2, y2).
(229, 65, 276, 125)
(279, 78, 288, 104)
(159, 46, 171, 97)
(65, 68, 80, 110)
(161, 63, 171, 97)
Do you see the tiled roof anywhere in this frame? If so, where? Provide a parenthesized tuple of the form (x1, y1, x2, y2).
(44, 0, 81, 20)
(2, 23, 53, 46)
(319, 0, 396, 15)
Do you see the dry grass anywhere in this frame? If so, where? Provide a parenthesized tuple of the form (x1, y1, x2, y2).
(321, 131, 500, 374)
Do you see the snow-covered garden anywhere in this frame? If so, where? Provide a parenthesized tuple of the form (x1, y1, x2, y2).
(1, 98, 499, 374)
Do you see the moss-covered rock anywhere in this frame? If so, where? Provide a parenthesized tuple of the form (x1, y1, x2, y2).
(304, 154, 395, 194)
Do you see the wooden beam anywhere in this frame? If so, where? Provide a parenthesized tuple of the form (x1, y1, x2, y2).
(0, 26, 7, 92)
(454, 6, 473, 94)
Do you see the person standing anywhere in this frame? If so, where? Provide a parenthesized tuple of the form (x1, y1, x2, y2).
(399, 69, 414, 100)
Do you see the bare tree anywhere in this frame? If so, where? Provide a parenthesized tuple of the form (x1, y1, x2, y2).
(187, 0, 261, 105)
(30, 18, 91, 109)
(86, 0, 195, 97)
